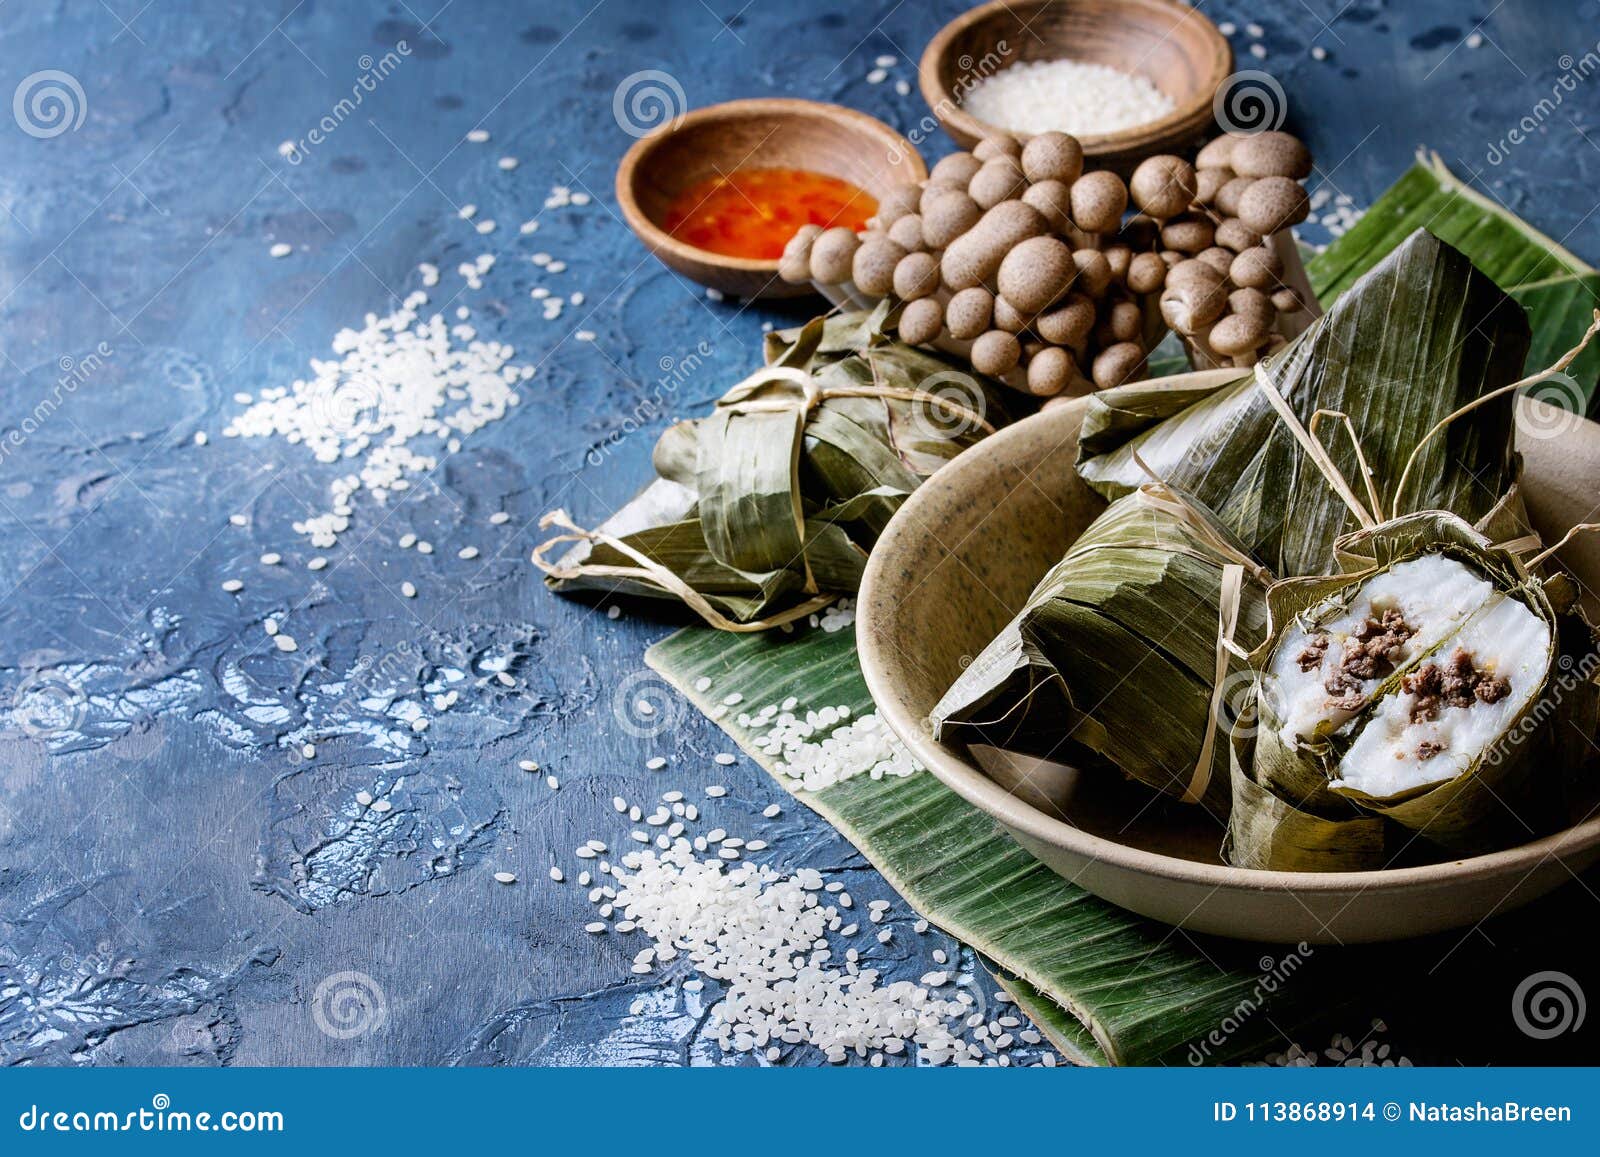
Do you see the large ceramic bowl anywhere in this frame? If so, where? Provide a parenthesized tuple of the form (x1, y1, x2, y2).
(858, 388, 1600, 944)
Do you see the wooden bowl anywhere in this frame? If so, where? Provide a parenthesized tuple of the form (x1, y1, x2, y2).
(919, 0, 1232, 170)
(858, 388, 1600, 945)
(615, 98, 926, 301)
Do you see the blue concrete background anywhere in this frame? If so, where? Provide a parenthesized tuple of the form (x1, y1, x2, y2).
(0, 0, 1597, 1066)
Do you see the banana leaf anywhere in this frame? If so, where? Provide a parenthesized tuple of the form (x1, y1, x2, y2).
(1077, 229, 1530, 578)
(539, 307, 1014, 627)
(1305, 151, 1600, 405)
(646, 620, 1341, 1066)
(930, 485, 1269, 817)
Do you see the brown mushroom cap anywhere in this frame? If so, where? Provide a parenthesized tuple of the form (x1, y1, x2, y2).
(1194, 167, 1233, 205)
(940, 200, 1049, 290)
(1104, 299, 1144, 344)
(851, 237, 908, 296)
(1230, 244, 1285, 289)
(1192, 247, 1233, 276)
(1125, 251, 1168, 295)
(1214, 176, 1257, 218)
(809, 226, 861, 284)
(997, 235, 1077, 314)
(1228, 286, 1276, 327)
(918, 180, 967, 213)
(897, 297, 945, 346)
(1129, 155, 1198, 220)
(1019, 131, 1084, 185)
(1026, 346, 1077, 396)
(1092, 341, 1146, 389)
(1034, 294, 1097, 348)
(1071, 249, 1113, 298)
(1229, 131, 1313, 180)
(1214, 217, 1264, 253)
(991, 294, 1034, 334)
(970, 329, 1021, 375)
(874, 185, 922, 226)
(945, 287, 995, 340)
(1101, 245, 1132, 283)
(1160, 279, 1228, 333)
(887, 214, 926, 252)
(1160, 214, 1215, 254)
(1166, 257, 1226, 291)
(921, 190, 982, 249)
(1195, 135, 1239, 170)
(1238, 176, 1311, 236)
(972, 134, 1022, 161)
(1069, 170, 1128, 234)
(1272, 286, 1306, 313)
(1209, 311, 1272, 357)
(929, 151, 983, 186)
(968, 156, 1028, 209)
(1020, 179, 1073, 230)
(892, 251, 941, 301)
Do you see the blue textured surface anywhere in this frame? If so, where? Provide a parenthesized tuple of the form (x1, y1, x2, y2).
(0, 0, 1596, 1066)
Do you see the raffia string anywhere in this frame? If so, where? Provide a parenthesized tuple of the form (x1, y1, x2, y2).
(1528, 523, 1600, 570)
(1391, 309, 1600, 514)
(531, 510, 839, 633)
(1188, 563, 1246, 804)
(1252, 364, 1378, 529)
(531, 361, 993, 633)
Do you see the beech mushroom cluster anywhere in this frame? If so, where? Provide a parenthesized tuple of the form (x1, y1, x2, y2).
(780, 128, 1316, 389)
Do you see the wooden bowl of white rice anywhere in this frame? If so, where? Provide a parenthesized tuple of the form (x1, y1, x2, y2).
(919, 0, 1232, 170)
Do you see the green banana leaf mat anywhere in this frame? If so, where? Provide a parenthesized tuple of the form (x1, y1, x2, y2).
(644, 154, 1600, 1066)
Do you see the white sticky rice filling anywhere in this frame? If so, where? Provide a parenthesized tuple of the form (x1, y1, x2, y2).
(1269, 555, 1496, 743)
(1333, 594, 1548, 798)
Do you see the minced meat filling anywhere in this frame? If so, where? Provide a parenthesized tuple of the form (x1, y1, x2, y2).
(1401, 647, 1511, 736)
(1295, 634, 1329, 672)
(1318, 609, 1416, 708)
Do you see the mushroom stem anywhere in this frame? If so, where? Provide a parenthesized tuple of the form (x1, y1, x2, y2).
(1269, 229, 1322, 337)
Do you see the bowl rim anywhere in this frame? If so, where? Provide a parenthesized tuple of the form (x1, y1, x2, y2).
(858, 396, 1600, 902)
(614, 97, 927, 275)
(917, 0, 1234, 151)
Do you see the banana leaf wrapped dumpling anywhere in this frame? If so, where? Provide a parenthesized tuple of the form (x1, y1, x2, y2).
(536, 307, 1014, 629)
(931, 484, 1270, 818)
(1230, 512, 1600, 869)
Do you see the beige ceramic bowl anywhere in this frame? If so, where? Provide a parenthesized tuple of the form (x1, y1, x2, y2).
(858, 388, 1600, 944)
